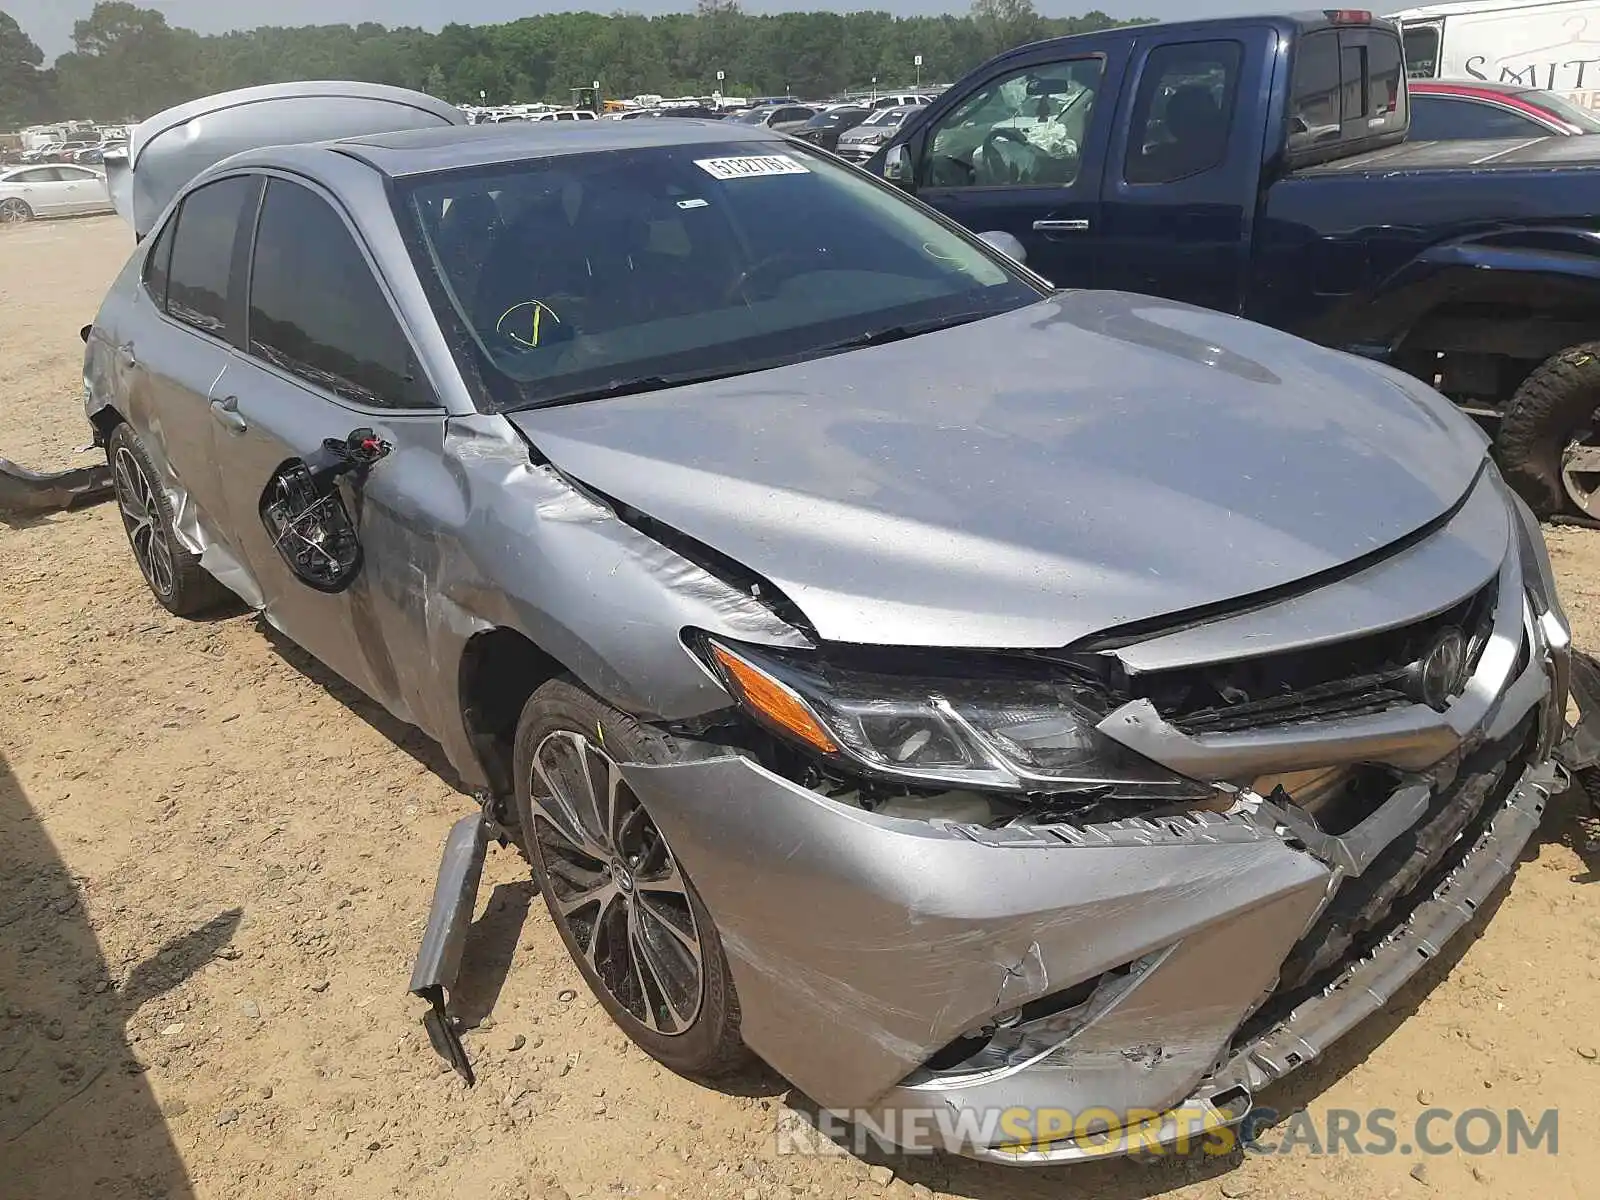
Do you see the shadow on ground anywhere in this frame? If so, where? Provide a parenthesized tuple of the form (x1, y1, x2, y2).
(1, 751, 243, 1198)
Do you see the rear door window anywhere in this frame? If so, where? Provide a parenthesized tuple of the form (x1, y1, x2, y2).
(247, 178, 427, 409)
(165, 175, 258, 340)
(1124, 40, 1243, 185)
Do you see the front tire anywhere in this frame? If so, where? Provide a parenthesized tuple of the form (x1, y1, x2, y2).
(107, 424, 230, 616)
(0, 198, 34, 224)
(1496, 342, 1600, 518)
(512, 678, 748, 1078)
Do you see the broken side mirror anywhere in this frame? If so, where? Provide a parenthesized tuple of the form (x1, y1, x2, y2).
(978, 230, 1027, 265)
(883, 142, 913, 190)
(258, 428, 392, 594)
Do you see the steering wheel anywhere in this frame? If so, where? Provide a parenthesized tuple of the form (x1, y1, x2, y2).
(724, 252, 809, 306)
(978, 126, 1034, 184)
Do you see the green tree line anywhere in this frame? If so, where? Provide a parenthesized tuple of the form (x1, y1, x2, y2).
(1, 0, 1145, 127)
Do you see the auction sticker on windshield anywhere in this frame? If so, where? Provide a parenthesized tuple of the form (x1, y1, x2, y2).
(694, 155, 810, 180)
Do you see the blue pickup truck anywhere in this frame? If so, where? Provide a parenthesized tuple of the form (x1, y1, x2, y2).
(867, 10, 1600, 519)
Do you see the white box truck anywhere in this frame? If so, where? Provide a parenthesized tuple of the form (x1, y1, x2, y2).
(1389, 0, 1600, 110)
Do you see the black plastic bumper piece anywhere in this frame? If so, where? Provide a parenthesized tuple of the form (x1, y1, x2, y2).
(408, 811, 492, 1085)
(0, 458, 113, 514)
(1558, 650, 1600, 774)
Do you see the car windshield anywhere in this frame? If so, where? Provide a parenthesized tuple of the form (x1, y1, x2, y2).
(863, 108, 908, 127)
(1519, 89, 1600, 132)
(730, 109, 775, 124)
(399, 140, 1039, 411)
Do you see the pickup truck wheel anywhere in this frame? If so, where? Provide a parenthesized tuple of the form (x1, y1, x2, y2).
(512, 679, 750, 1079)
(1496, 343, 1600, 518)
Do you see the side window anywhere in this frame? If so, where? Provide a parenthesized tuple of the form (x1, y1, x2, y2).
(142, 216, 175, 307)
(1124, 40, 1242, 185)
(165, 176, 257, 339)
(1408, 97, 1546, 141)
(1289, 31, 1342, 145)
(248, 179, 425, 410)
(16, 167, 61, 182)
(921, 56, 1103, 189)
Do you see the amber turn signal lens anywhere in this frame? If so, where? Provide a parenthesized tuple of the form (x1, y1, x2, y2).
(710, 644, 839, 754)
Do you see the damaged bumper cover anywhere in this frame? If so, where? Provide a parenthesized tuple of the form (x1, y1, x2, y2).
(614, 507, 1577, 1163)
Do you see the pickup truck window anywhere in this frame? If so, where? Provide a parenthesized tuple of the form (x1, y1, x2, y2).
(1291, 31, 1342, 143)
(920, 56, 1102, 189)
(1290, 27, 1405, 153)
(1124, 40, 1242, 185)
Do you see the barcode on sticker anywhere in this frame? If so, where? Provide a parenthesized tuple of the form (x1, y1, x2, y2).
(694, 155, 810, 180)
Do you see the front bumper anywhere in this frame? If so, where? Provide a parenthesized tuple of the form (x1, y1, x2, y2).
(619, 477, 1575, 1164)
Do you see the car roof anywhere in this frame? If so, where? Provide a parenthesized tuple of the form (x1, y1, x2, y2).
(1410, 79, 1544, 100)
(330, 118, 785, 177)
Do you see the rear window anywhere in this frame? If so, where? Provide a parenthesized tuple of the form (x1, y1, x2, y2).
(1402, 25, 1441, 79)
(1290, 28, 1406, 155)
(399, 141, 1037, 412)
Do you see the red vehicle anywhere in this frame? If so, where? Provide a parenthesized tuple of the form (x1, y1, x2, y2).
(1407, 79, 1600, 140)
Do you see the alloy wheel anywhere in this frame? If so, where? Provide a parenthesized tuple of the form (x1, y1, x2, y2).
(0, 198, 32, 224)
(112, 446, 176, 598)
(529, 730, 705, 1034)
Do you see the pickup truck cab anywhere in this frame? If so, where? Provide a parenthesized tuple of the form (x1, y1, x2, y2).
(870, 11, 1600, 519)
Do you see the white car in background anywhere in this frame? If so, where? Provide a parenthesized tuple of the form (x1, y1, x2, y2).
(0, 163, 114, 223)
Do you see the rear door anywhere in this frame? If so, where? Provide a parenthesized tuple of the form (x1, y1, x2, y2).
(214, 173, 445, 702)
(1094, 31, 1267, 313)
(129, 174, 262, 537)
(904, 45, 1128, 287)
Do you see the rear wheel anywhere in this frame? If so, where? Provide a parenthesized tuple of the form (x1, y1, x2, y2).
(0, 198, 34, 224)
(1496, 342, 1600, 518)
(107, 424, 230, 616)
(512, 679, 748, 1077)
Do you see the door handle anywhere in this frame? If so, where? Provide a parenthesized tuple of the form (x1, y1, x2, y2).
(210, 396, 248, 434)
(1032, 219, 1091, 232)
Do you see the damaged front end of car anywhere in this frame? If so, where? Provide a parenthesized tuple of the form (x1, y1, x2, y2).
(408, 438, 1598, 1162)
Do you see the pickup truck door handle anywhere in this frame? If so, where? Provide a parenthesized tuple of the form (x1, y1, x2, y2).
(1032, 219, 1090, 232)
(210, 395, 248, 435)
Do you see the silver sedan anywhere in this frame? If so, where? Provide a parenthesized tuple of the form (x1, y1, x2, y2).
(0, 163, 114, 222)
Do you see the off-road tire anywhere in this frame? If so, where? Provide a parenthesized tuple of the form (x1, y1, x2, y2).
(1496, 342, 1600, 517)
(512, 677, 749, 1078)
(106, 424, 231, 616)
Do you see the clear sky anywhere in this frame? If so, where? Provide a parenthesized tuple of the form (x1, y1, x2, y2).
(8, 1, 1263, 60)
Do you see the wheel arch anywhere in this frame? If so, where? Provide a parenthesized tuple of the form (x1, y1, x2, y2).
(456, 626, 568, 799)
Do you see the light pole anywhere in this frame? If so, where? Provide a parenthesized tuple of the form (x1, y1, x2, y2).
(871, 75, 878, 104)
(715, 68, 725, 109)
(592, 78, 600, 114)
(914, 55, 922, 91)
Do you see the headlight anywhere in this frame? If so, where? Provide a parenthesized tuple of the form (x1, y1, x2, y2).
(704, 637, 1209, 799)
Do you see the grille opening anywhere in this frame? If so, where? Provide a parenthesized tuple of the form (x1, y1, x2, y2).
(1131, 583, 1496, 734)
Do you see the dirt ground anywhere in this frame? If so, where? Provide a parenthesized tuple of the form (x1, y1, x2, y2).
(3, 214, 1600, 1200)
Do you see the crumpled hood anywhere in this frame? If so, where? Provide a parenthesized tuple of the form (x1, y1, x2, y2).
(510, 291, 1489, 649)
